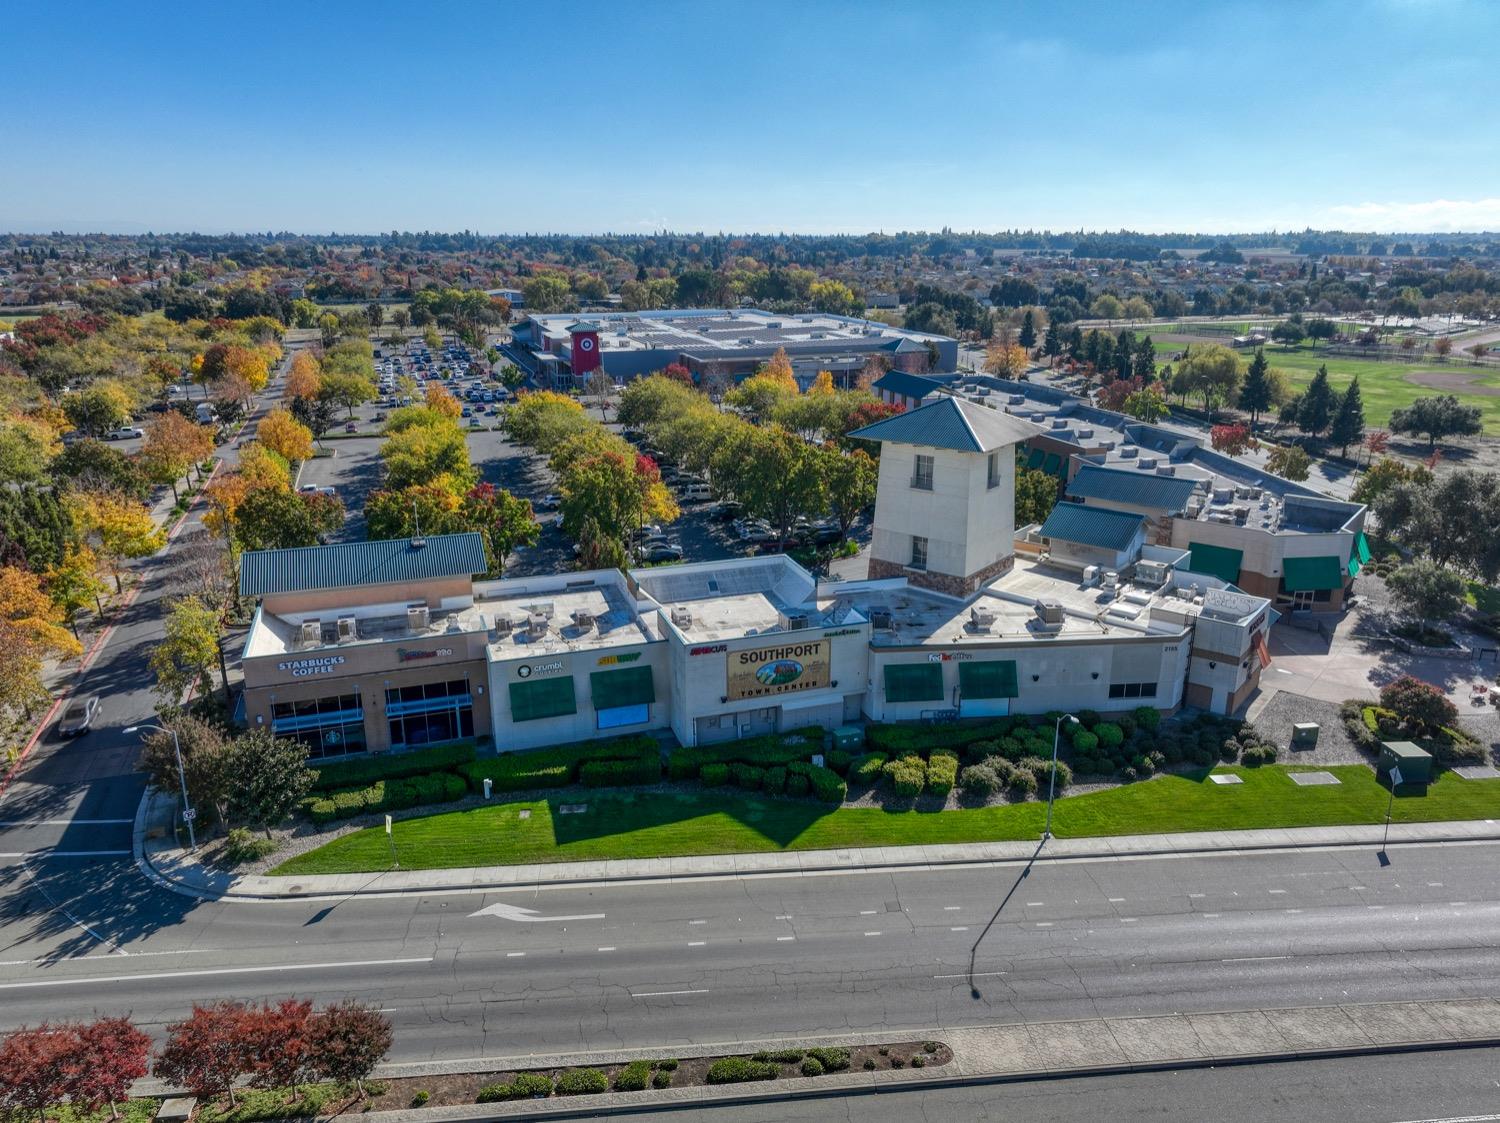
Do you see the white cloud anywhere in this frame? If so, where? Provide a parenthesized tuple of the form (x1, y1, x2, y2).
(1319, 198, 1500, 232)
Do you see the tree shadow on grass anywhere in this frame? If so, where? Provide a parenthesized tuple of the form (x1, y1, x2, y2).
(544, 790, 836, 850)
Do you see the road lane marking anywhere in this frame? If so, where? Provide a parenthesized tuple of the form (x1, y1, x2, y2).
(775, 914, 792, 920)
(1223, 955, 1291, 963)
(864, 931, 881, 936)
(0, 819, 132, 827)
(859, 909, 878, 915)
(935, 971, 1006, 980)
(0, 851, 131, 858)
(1035, 922, 1053, 927)
(506, 952, 525, 958)
(632, 989, 708, 998)
(469, 903, 604, 922)
(943, 906, 961, 911)
(597, 947, 616, 952)
(1120, 918, 1138, 923)
(689, 919, 707, 925)
(1025, 901, 1045, 907)
(688, 941, 705, 947)
(950, 926, 969, 932)
(1386, 1115, 1500, 1123)
(1204, 913, 1222, 918)
(1108, 898, 1125, 903)
(1268, 889, 1287, 894)
(0, 956, 434, 991)
(1188, 893, 1205, 899)
(776, 935, 795, 942)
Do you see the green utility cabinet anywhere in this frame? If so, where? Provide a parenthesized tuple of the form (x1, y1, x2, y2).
(832, 726, 864, 753)
(1378, 741, 1432, 785)
(1291, 722, 1320, 749)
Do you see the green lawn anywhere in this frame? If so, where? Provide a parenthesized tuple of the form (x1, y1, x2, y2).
(270, 765, 1500, 877)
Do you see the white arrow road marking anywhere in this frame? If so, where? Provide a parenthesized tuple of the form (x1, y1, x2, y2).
(468, 902, 605, 922)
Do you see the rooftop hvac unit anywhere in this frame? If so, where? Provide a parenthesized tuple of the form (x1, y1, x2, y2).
(406, 605, 429, 632)
(1077, 428, 1095, 439)
(1102, 570, 1120, 590)
(570, 609, 595, 630)
(1098, 439, 1117, 451)
(1137, 456, 1158, 470)
(970, 606, 997, 631)
(1051, 417, 1068, 429)
(1235, 487, 1254, 499)
(1156, 465, 1176, 476)
(336, 616, 357, 642)
(1082, 564, 1100, 586)
(1249, 486, 1263, 499)
(669, 605, 694, 629)
(1035, 598, 1066, 625)
(527, 610, 549, 636)
(779, 610, 809, 631)
(869, 608, 893, 630)
(492, 615, 513, 637)
(1135, 560, 1170, 587)
(299, 619, 323, 645)
(1120, 447, 1138, 459)
(1210, 512, 1234, 524)
(1030, 412, 1048, 422)
(1009, 395, 1026, 405)
(1213, 486, 1235, 503)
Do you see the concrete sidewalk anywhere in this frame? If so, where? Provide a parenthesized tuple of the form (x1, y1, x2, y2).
(135, 996, 1500, 1119)
(133, 787, 1500, 902)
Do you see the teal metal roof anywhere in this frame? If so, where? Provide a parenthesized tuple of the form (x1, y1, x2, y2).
(872, 370, 946, 400)
(847, 395, 1041, 453)
(1067, 464, 1199, 511)
(1039, 503, 1146, 551)
(240, 533, 488, 597)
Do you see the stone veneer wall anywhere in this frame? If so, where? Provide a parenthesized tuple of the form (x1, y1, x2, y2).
(867, 552, 1015, 598)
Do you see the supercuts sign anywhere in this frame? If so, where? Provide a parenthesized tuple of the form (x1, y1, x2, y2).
(726, 640, 830, 702)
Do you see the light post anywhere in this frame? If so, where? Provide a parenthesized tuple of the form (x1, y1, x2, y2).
(1044, 713, 1079, 841)
(125, 723, 196, 851)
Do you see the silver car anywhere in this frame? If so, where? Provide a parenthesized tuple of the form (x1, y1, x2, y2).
(57, 695, 100, 737)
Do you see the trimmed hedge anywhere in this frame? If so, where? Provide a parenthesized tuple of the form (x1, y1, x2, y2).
(476, 1072, 552, 1102)
(926, 750, 959, 797)
(613, 1061, 652, 1092)
(578, 753, 661, 788)
(807, 1046, 850, 1071)
(850, 752, 887, 784)
(706, 1057, 779, 1085)
(883, 754, 926, 797)
(555, 1068, 608, 1096)
(701, 762, 729, 786)
(459, 735, 659, 794)
(787, 760, 847, 804)
(667, 732, 821, 780)
(308, 769, 469, 824)
(310, 742, 475, 792)
(866, 719, 1015, 757)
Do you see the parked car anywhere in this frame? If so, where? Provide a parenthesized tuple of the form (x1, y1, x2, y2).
(735, 520, 775, 544)
(299, 484, 337, 497)
(104, 426, 145, 440)
(56, 695, 100, 737)
(681, 483, 712, 502)
(344, 421, 358, 433)
(712, 500, 744, 521)
(640, 542, 685, 563)
(537, 494, 562, 511)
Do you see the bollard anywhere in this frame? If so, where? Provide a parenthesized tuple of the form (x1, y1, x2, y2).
(483, 778, 493, 799)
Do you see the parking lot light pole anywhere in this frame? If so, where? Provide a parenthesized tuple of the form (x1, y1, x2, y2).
(125, 723, 196, 851)
(1045, 714, 1079, 841)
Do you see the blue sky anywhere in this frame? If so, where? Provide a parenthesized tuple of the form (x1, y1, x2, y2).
(5, 0, 1498, 235)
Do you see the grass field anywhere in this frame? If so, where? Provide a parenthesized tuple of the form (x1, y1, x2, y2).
(270, 765, 1500, 876)
(1145, 334, 1500, 433)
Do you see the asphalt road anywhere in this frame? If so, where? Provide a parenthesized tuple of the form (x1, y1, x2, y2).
(657, 1047, 1500, 1123)
(3, 840, 1500, 1065)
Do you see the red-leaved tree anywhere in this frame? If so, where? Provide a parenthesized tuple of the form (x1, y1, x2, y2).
(69, 1017, 152, 1120)
(1210, 423, 1259, 457)
(154, 1002, 252, 1107)
(241, 999, 314, 1099)
(0, 1024, 73, 1123)
(306, 1000, 394, 1097)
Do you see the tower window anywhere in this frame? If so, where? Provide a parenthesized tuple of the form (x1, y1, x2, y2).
(912, 454, 934, 491)
(910, 535, 928, 570)
(987, 452, 1000, 489)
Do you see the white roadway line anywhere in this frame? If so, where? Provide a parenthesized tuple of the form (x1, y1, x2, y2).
(776, 935, 795, 941)
(17, 856, 128, 956)
(506, 952, 525, 958)
(1387, 1116, 1500, 1123)
(950, 926, 969, 932)
(469, 902, 605, 922)
(1223, 955, 1291, 963)
(688, 941, 705, 947)
(943, 906, 962, 911)
(863, 931, 882, 937)
(935, 970, 1007, 980)
(0, 851, 132, 858)
(0, 819, 132, 827)
(632, 989, 709, 998)
(597, 946, 616, 952)
(0, 956, 435, 991)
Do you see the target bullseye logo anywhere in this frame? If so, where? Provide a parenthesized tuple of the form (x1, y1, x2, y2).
(578, 336, 595, 352)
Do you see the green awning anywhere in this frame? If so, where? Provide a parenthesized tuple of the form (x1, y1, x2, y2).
(1025, 447, 1046, 471)
(1186, 541, 1244, 585)
(1283, 555, 1344, 592)
(590, 666, 655, 710)
(958, 660, 1019, 700)
(508, 677, 577, 722)
(1357, 532, 1372, 564)
(1347, 555, 1361, 578)
(1042, 452, 1063, 477)
(884, 663, 944, 703)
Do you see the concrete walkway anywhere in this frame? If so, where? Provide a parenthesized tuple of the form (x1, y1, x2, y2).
(134, 787, 1500, 902)
(135, 996, 1500, 1120)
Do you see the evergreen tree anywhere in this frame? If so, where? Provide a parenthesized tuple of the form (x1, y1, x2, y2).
(1096, 334, 1115, 376)
(1019, 309, 1037, 349)
(1067, 325, 1084, 357)
(1133, 335, 1157, 381)
(1114, 329, 1133, 378)
(1238, 347, 1272, 430)
(1297, 364, 1335, 435)
(1043, 318, 1061, 358)
(1328, 376, 1366, 458)
(1082, 330, 1102, 368)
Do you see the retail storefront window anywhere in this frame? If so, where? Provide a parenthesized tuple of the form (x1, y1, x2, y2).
(386, 679, 474, 748)
(271, 693, 366, 759)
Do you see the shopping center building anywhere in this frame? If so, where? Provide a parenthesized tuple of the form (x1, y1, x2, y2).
(238, 394, 1278, 762)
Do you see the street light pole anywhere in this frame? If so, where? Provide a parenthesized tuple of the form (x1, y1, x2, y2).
(126, 723, 196, 851)
(1045, 713, 1078, 841)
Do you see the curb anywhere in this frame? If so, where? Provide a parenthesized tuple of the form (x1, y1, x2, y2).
(134, 795, 1500, 902)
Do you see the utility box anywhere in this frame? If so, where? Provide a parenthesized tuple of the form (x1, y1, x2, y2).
(1379, 741, 1432, 785)
(832, 726, 864, 753)
(1291, 722, 1320, 749)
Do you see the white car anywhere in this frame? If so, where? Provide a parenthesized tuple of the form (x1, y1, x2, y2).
(104, 426, 145, 440)
(299, 484, 337, 497)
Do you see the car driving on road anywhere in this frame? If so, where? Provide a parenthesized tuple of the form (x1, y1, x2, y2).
(56, 695, 100, 737)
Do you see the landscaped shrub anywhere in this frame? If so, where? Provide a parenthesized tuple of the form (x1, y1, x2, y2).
(613, 1061, 652, 1091)
(652, 1070, 672, 1088)
(223, 827, 277, 864)
(411, 1091, 429, 1106)
(1191, 748, 1216, 767)
(463, 735, 659, 794)
(806, 1047, 849, 1071)
(851, 752, 887, 784)
(701, 762, 729, 786)
(996, 735, 1027, 761)
(477, 1072, 552, 1102)
(655, 1058, 679, 1071)
(1132, 706, 1161, 731)
(668, 732, 820, 780)
(865, 719, 1015, 757)
(1021, 757, 1070, 792)
(1095, 722, 1124, 748)
(785, 772, 810, 797)
(754, 1048, 805, 1063)
(728, 763, 764, 790)
(959, 763, 1002, 797)
(312, 742, 475, 792)
(706, 1057, 779, 1084)
(555, 1067, 608, 1095)
(927, 750, 959, 796)
(788, 761, 847, 803)
(1241, 744, 1278, 766)
(883, 754, 926, 797)
(1076, 709, 1101, 729)
(308, 798, 338, 825)
(1071, 730, 1099, 754)
(825, 749, 853, 775)
(1008, 768, 1038, 797)
(800, 1056, 824, 1076)
(579, 753, 661, 788)
(1432, 729, 1488, 765)
(763, 766, 787, 795)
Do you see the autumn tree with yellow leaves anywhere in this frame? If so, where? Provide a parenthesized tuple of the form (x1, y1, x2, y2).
(0, 564, 83, 720)
(255, 408, 315, 464)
